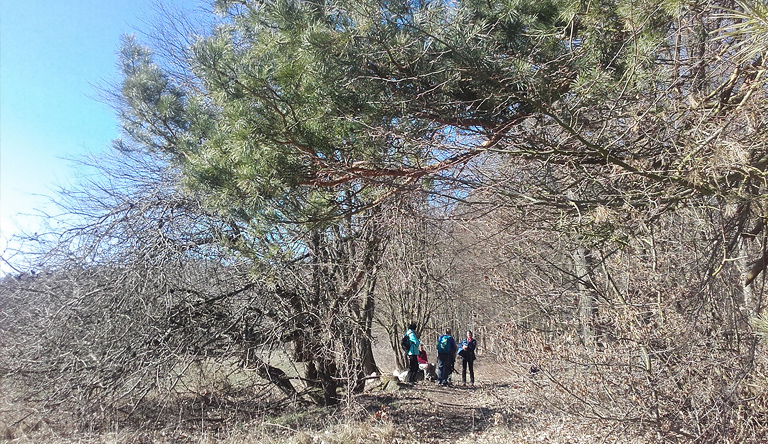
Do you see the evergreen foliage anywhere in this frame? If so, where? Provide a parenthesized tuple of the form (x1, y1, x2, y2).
(6, 0, 768, 440)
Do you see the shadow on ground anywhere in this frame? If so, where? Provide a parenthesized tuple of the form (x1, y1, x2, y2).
(357, 382, 507, 441)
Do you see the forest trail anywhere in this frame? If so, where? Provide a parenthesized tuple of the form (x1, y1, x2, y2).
(352, 358, 647, 443)
(356, 360, 537, 443)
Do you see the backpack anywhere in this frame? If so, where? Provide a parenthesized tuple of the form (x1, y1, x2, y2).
(437, 335, 452, 353)
(400, 334, 411, 352)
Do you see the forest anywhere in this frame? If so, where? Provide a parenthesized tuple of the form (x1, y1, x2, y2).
(3, 0, 768, 442)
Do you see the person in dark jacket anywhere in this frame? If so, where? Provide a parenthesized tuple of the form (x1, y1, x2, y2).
(459, 330, 477, 385)
(436, 328, 457, 386)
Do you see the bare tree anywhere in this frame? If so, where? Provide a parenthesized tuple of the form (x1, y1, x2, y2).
(373, 197, 465, 368)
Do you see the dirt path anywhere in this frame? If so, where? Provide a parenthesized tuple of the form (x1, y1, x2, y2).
(356, 360, 525, 442)
(352, 358, 653, 444)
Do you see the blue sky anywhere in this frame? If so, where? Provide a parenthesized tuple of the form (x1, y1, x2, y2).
(0, 1, 199, 271)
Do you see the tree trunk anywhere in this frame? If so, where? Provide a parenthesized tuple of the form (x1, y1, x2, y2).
(740, 236, 757, 317)
(573, 245, 597, 347)
(740, 210, 764, 316)
(352, 276, 379, 392)
(244, 349, 299, 400)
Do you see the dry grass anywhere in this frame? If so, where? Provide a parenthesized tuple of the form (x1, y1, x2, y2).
(3, 357, 760, 443)
(1, 414, 638, 444)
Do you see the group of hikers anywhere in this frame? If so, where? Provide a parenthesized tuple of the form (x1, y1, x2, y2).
(402, 323, 477, 386)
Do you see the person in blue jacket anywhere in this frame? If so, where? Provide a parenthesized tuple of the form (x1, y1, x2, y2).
(404, 323, 421, 383)
(436, 328, 457, 385)
(459, 330, 477, 385)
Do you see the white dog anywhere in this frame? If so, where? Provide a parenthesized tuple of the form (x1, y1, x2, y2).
(393, 368, 409, 382)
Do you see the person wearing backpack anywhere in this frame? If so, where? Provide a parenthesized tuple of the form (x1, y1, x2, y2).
(403, 323, 421, 383)
(436, 328, 457, 386)
(459, 330, 477, 386)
